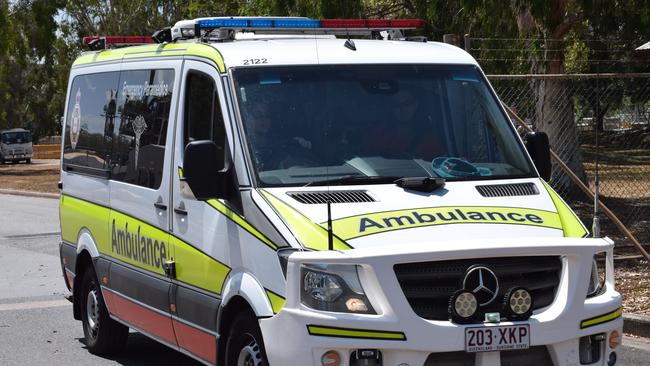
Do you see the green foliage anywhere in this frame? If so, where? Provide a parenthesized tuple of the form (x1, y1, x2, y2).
(0, 0, 648, 141)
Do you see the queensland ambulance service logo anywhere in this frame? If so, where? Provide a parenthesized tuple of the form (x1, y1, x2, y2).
(70, 88, 81, 149)
(132, 115, 147, 168)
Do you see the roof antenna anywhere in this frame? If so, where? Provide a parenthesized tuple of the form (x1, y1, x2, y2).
(344, 30, 356, 51)
(592, 68, 601, 238)
(327, 199, 334, 250)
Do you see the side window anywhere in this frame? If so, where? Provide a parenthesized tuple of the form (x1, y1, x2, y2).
(183, 71, 225, 152)
(111, 69, 175, 189)
(63, 72, 118, 172)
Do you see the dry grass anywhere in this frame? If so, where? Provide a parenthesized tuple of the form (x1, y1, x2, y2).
(0, 159, 60, 193)
(616, 260, 650, 314)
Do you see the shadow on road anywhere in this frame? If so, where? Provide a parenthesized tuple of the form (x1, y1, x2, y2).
(76, 333, 202, 365)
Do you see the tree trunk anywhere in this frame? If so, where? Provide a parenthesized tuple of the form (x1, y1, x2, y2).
(532, 39, 586, 190)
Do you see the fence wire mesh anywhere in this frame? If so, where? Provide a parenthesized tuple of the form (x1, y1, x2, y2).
(489, 74, 650, 253)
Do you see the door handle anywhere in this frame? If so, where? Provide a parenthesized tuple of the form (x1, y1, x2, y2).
(174, 207, 188, 216)
(154, 202, 167, 211)
(162, 260, 176, 278)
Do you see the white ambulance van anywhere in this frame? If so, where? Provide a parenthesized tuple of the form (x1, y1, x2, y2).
(59, 17, 622, 366)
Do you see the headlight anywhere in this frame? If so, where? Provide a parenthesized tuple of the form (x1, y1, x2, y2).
(587, 253, 606, 297)
(301, 264, 375, 314)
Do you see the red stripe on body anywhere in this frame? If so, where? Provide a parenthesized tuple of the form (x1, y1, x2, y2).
(102, 289, 177, 346)
(173, 319, 218, 364)
(65, 271, 75, 291)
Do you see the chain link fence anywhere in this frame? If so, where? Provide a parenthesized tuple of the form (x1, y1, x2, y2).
(488, 74, 650, 253)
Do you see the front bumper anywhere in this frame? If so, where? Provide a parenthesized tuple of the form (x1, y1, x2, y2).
(260, 237, 622, 366)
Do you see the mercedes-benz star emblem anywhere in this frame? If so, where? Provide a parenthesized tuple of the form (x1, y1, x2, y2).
(462, 266, 499, 306)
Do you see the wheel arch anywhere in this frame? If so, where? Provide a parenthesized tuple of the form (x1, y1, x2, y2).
(216, 271, 274, 364)
(72, 227, 102, 320)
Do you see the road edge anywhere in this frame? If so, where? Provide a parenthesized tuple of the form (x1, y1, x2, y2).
(0, 188, 59, 199)
(625, 313, 650, 338)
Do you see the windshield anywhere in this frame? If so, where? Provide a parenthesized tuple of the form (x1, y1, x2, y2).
(1, 131, 32, 144)
(233, 65, 534, 187)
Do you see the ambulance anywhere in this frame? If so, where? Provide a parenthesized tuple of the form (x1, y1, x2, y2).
(58, 17, 622, 366)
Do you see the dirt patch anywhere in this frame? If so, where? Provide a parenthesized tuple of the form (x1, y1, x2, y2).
(0, 160, 60, 193)
(617, 260, 650, 314)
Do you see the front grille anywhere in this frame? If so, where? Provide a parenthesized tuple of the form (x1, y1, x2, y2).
(287, 190, 375, 204)
(394, 256, 562, 321)
(475, 183, 539, 197)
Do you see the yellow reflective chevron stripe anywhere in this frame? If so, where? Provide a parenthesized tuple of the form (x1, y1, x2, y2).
(260, 190, 353, 251)
(73, 43, 226, 72)
(206, 199, 278, 250)
(265, 289, 286, 314)
(173, 236, 230, 295)
(109, 209, 173, 276)
(307, 325, 406, 341)
(60, 194, 110, 249)
(60, 194, 231, 295)
(580, 307, 622, 329)
(542, 181, 589, 238)
(326, 206, 563, 241)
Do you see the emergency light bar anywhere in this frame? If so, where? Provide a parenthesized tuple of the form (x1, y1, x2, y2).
(195, 17, 424, 31)
(172, 17, 425, 41)
(83, 35, 154, 50)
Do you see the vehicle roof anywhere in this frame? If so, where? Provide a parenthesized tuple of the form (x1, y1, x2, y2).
(212, 37, 478, 68)
(72, 37, 478, 71)
(1, 128, 29, 133)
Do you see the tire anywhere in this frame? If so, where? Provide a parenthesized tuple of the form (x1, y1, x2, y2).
(80, 267, 128, 355)
(225, 312, 269, 366)
(26, 158, 31, 164)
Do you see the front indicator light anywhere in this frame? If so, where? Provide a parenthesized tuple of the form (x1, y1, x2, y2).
(321, 350, 340, 366)
(609, 330, 621, 349)
(449, 290, 478, 323)
(345, 298, 369, 312)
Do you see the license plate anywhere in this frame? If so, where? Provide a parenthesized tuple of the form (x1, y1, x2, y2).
(465, 325, 529, 353)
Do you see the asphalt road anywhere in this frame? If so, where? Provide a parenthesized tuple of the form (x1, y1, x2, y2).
(0, 193, 648, 365)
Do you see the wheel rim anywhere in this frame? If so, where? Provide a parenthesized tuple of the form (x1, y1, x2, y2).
(236, 336, 263, 366)
(86, 286, 100, 338)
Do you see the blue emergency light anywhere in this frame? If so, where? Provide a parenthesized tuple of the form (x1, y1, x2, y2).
(196, 17, 321, 29)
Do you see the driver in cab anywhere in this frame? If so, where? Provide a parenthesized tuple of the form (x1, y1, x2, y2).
(246, 102, 312, 171)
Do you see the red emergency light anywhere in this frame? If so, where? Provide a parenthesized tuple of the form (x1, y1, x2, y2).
(83, 35, 155, 50)
(319, 19, 425, 29)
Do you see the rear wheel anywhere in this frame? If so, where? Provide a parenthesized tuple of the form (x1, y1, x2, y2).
(225, 312, 269, 366)
(26, 158, 31, 164)
(80, 267, 128, 355)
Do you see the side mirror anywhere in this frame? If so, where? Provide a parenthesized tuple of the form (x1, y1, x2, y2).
(183, 140, 231, 200)
(525, 131, 551, 181)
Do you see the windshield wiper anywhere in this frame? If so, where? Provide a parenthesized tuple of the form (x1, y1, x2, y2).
(304, 175, 402, 187)
(394, 176, 446, 192)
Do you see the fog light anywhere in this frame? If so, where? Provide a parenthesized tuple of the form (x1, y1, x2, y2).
(449, 290, 478, 323)
(321, 350, 340, 366)
(350, 349, 382, 366)
(503, 287, 533, 320)
(608, 351, 617, 366)
(580, 333, 604, 364)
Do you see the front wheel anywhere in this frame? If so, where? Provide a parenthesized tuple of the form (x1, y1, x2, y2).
(80, 267, 128, 355)
(225, 312, 269, 366)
